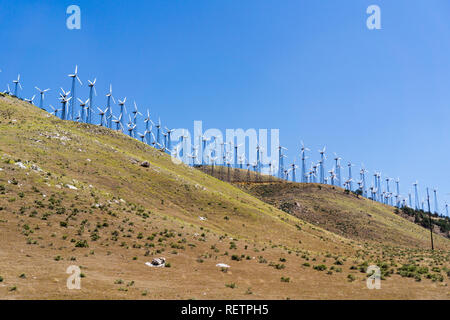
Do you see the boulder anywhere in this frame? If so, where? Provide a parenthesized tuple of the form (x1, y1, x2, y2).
(140, 161, 150, 168)
(145, 257, 166, 268)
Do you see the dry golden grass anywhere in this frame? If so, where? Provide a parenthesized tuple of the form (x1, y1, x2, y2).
(0, 94, 448, 299)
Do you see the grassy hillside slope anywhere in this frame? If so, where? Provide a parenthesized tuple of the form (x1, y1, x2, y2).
(0, 94, 448, 299)
(237, 182, 448, 248)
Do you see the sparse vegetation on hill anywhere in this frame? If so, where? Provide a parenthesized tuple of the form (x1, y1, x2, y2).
(0, 94, 448, 299)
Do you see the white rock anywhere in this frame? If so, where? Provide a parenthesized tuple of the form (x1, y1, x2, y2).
(199, 216, 207, 221)
(31, 164, 42, 172)
(216, 263, 230, 268)
(15, 162, 27, 169)
(66, 184, 78, 190)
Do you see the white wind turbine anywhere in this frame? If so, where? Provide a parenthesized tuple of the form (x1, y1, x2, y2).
(68, 65, 83, 121)
(24, 95, 35, 104)
(12, 74, 22, 97)
(35, 87, 50, 109)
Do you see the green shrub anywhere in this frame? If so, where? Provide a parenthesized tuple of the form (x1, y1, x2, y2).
(313, 264, 327, 271)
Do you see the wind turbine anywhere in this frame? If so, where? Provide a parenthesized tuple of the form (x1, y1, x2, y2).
(201, 135, 209, 166)
(12, 74, 22, 97)
(311, 163, 319, 183)
(190, 145, 199, 165)
(49, 105, 60, 117)
(268, 161, 273, 181)
(77, 98, 89, 123)
(256, 145, 262, 173)
(97, 107, 108, 126)
(155, 118, 162, 146)
(300, 141, 310, 183)
(334, 153, 342, 187)
(149, 132, 159, 148)
(376, 172, 382, 202)
(395, 178, 401, 208)
(413, 181, 420, 210)
(24, 95, 35, 104)
(385, 177, 392, 205)
(433, 189, 439, 214)
(318, 147, 326, 184)
(105, 84, 115, 128)
(112, 114, 124, 131)
(87, 78, 97, 124)
(117, 97, 127, 132)
(360, 165, 369, 197)
(59, 88, 72, 120)
(369, 186, 375, 200)
(290, 162, 298, 182)
(347, 162, 354, 191)
(238, 154, 245, 169)
(210, 156, 218, 176)
(35, 87, 50, 109)
(233, 143, 243, 169)
(181, 130, 189, 163)
(75, 111, 82, 122)
(2, 84, 11, 95)
(278, 146, 288, 179)
(143, 109, 151, 142)
(137, 132, 147, 143)
(68, 65, 83, 121)
(329, 168, 338, 186)
(126, 117, 136, 137)
(165, 127, 175, 154)
(162, 131, 168, 150)
(131, 101, 142, 127)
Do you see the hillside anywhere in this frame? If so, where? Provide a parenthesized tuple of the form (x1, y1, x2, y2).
(0, 94, 449, 299)
(237, 182, 449, 247)
(197, 166, 450, 247)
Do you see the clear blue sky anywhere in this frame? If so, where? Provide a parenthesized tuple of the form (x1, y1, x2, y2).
(1, 1, 449, 214)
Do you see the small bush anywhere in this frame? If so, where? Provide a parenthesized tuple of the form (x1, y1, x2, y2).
(313, 264, 327, 271)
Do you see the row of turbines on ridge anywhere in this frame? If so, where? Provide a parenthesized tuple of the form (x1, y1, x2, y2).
(1, 67, 448, 218)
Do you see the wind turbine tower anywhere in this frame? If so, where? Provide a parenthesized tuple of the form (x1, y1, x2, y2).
(117, 97, 127, 132)
(106, 84, 115, 128)
(319, 147, 326, 184)
(395, 179, 400, 208)
(300, 142, 310, 183)
(433, 189, 439, 214)
(35, 87, 50, 109)
(347, 162, 353, 191)
(278, 146, 287, 179)
(413, 181, 420, 210)
(334, 153, 342, 187)
(87, 78, 97, 124)
(59, 88, 71, 120)
(12, 74, 22, 97)
(68, 65, 82, 121)
(360, 167, 368, 197)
